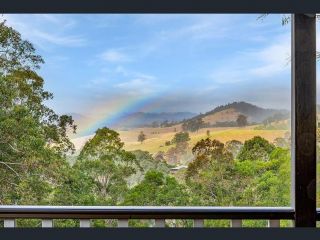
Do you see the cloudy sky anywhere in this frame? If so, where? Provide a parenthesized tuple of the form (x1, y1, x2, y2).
(3, 14, 318, 130)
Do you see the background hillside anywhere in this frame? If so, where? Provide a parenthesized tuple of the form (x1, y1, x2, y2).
(71, 101, 291, 155)
(111, 112, 197, 128)
(185, 101, 289, 126)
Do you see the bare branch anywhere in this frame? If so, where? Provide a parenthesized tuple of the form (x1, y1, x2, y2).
(257, 14, 268, 22)
(0, 161, 21, 178)
(8, 143, 21, 153)
(0, 161, 23, 165)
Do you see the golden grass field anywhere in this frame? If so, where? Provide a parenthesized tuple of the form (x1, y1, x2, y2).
(119, 125, 288, 154)
(71, 124, 288, 154)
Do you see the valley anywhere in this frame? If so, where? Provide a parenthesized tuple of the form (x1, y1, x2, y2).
(71, 101, 290, 167)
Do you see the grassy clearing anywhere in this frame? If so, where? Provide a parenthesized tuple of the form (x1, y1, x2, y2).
(119, 126, 288, 154)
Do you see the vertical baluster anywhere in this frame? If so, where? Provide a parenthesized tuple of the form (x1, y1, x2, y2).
(118, 219, 129, 227)
(268, 220, 280, 228)
(154, 219, 165, 227)
(80, 219, 91, 228)
(231, 219, 242, 227)
(193, 219, 204, 227)
(291, 220, 295, 227)
(4, 219, 16, 228)
(42, 219, 53, 228)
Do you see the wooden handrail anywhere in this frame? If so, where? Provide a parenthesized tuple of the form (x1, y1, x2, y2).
(0, 206, 294, 220)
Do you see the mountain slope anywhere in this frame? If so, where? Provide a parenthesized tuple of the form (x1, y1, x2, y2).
(107, 112, 197, 128)
(185, 101, 289, 126)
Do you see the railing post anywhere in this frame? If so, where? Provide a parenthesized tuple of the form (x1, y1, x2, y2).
(118, 219, 129, 227)
(193, 219, 204, 227)
(154, 219, 165, 227)
(42, 219, 53, 228)
(80, 219, 91, 228)
(292, 13, 317, 227)
(231, 219, 242, 227)
(4, 219, 16, 228)
(268, 220, 280, 228)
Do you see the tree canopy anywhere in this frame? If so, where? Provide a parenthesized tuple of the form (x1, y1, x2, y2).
(237, 136, 275, 162)
(75, 127, 138, 204)
(0, 20, 76, 205)
(123, 170, 189, 206)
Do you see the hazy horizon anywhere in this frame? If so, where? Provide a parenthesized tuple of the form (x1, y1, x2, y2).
(67, 99, 292, 117)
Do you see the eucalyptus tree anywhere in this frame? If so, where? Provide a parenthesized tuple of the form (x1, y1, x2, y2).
(0, 20, 76, 204)
(75, 127, 139, 204)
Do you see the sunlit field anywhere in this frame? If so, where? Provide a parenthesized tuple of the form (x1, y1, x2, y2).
(120, 126, 287, 154)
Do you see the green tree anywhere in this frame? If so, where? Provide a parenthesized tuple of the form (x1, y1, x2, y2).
(123, 170, 189, 206)
(206, 130, 210, 137)
(182, 118, 206, 132)
(186, 136, 290, 211)
(123, 170, 191, 227)
(235, 147, 290, 207)
(165, 147, 179, 165)
(164, 132, 191, 165)
(273, 137, 290, 148)
(236, 114, 248, 127)
(75, 127, 138, 204)
(0, 20, 76, 205)
(186, 138, 236, 206)
(52, 166, 97, 206)
(237, 136, 275, 162)
(130, 150, 170, 184)
(171, 132, 190, 144)
(186, 138, 233, 179)
(138, 131, 146, 144)
(225, 140, 243, 158)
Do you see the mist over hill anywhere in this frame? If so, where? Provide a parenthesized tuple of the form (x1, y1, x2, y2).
(70, 101, 290, 136)
(200, 101, 289, 123)
(110, 112, 197, 129)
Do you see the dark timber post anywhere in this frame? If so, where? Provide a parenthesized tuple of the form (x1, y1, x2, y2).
(292, 14, 317, 227)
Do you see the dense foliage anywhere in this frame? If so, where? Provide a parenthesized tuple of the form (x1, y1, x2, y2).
(182, 118, 207, 132)
(0, 20, 76, 205)
(237, 136, 275, 162)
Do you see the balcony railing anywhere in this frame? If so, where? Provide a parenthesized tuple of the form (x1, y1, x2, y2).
(0, 206, 297, 228)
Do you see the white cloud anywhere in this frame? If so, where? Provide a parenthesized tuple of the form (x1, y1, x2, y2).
(115, 78, 149, 89)
(114, 73, 159, 95)
(136, 14, 231, 41)
(121, 15, 235, 59)
(1, 14, 86, 48)
(209, 33, 290, 84)
(90, 77, 109, 85)
(32, 29, 86, 47)
(248, 37, 290, 77)
(101, 49, 131, 62)
(83, 64, 158, 92)
(167, 20, 228, 41)
(36, 14, 77, 29)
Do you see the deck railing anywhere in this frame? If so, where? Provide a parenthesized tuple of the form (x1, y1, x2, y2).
(0, 206, 297, 228)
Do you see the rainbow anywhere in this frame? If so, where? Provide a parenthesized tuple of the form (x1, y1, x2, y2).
(74, 91, 166, 137)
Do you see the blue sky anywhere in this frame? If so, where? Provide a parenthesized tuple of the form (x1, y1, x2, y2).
(3, 14, 314, 126)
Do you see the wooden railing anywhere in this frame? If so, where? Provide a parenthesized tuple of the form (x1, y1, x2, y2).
(0, 206, 296, 228)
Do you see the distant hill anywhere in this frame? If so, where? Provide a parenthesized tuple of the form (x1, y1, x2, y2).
(111, 112, 197, 128)
(182, 101, 289, 127)
(70, 101, 290, 136)
(68, 111, 197, 133)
